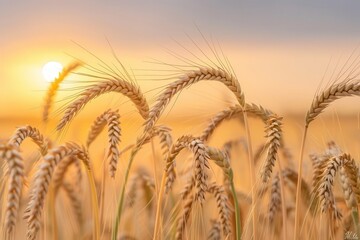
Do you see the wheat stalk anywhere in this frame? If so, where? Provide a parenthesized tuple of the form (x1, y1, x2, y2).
(87, 109, 121, 177)
(206, 146, 242, 239)
(42, 62, 81, 123)
(200, 103, 272, 142)
(208, 220, 221, 240)
(261, 114, 283, 182)
(164, 135, 195, 193)
(0, 144, 24, 237)
(207, 183, 232, 237)
(8, 125, 48, 156)
(317, 153, 358, 218)
(164, 136, 209, 201)
(112, 125, 173, 239)
(339, 166, 358, 209)
(295, 79, 360, 238)
(24, 142, 90, 240)
(309, 143, 345, 214)
(305, 81, 360, 127)
(151, 125, 173, 157)
(154, 136, 209, 239)
(199, 104, 282, 183)
(200, 105, 244, 142)
(268, 173, 281, 222)
(57, 78, 149, 131)
(86, 109, 111, 147)
(144, 67, 245, 134)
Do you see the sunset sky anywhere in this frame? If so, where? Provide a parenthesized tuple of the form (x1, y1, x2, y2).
(1, 1, 360, 119)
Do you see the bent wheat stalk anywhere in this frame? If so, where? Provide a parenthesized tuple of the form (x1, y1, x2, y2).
(208, 220, 222, 240)
(8, 125, 48, 156)
(317, 153, 360, 234)
(24, 143, 98, 240)
(112, 126, 173, 240)
(206, 146, 241, 240)
(200, 103, 284, 239)
(200, 103, 272, 142)
(57, 78, 149, 131)
(43, 62, 82, 123)
(207, 183, 232, 238)
(144, 67, 245, 134)
(86, 108, 121, 177)
(116, 66, 245, 240)
(294, 79, 360, 239)
(0, 144, 24, 239)
(152, 136, 210, 240)
(163, 136, 209, 201)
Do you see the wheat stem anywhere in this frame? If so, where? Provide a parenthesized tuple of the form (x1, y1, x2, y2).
(112, 147, 139, 240)
(86, 166, 100, 240)
(48, 187, 58, 240)
(294, 127, 308, 240)
(276, 156, 287, 240)
(229, 169, 242, 240)
(352, 208, 360, 237)
(243, 111, 257, 240)
(153, 173, 166, 240)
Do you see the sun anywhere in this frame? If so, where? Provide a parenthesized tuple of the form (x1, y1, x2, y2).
(42, 61, 63, 82)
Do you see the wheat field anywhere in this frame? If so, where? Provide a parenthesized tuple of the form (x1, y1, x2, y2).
(0, 42, 360, 240)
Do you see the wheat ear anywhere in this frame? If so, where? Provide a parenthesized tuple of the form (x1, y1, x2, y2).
(144, 67, 245, 134)
(208, 220, 222, 240)
(86, 109, 110, 147)
(164, 135, 195, 193)
(200, 103, 272, 142)
(199, 103, 282, 183)
(268, 173, 281, 221)
(43, 62, 81, 123)
(261, 114, 283, 182)
(0, 144, 24, 237)
(24, 142, 90, 240)
(306, 81, 360, 127)
(157, 136, 210, 240)
(87, 109, 121, 177)
(164, 136, 209, 201)
(8, 125, 48, 155)
(207, 183, 232, 237)
(317, 153, 359, 218)
(57, 78, 149, 131)
(206, 146, 242, 239)
(295, 80, 360, 238)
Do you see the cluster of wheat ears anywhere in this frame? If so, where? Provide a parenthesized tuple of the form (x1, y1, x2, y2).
(0, 47, 359, 240)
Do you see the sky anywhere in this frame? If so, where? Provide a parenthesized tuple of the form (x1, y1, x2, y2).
(1, 0, 360, 119)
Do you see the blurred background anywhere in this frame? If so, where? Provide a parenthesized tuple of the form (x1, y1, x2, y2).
(1, 0, 359, 162)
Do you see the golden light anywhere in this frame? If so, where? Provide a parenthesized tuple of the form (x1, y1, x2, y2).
(42, 61, 63, 82)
